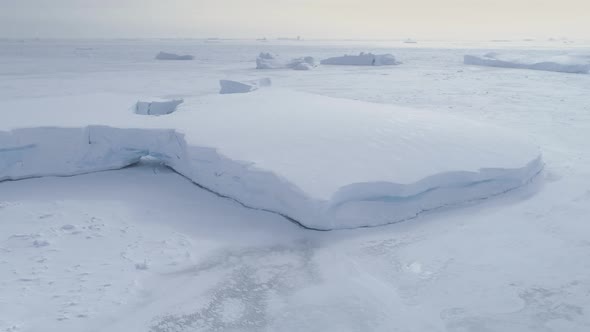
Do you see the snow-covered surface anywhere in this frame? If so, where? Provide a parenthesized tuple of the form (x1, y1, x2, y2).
(0, 89, 541, 230)
(256, 52, 316, 70)
(464, 52, 590, 73)
(219, 78, 271, 94)
(320, 52, 400, 66)
(135, 98, 183, 115)
(155, 52, 194, 61)
(1, 38, 590, 331)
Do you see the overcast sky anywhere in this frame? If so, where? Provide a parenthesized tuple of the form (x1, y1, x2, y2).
(1, 0, 588, 40)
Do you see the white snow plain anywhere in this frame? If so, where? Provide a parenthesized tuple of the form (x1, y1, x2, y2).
(464, 52, 590, 73)
(1, 38, 590, 332)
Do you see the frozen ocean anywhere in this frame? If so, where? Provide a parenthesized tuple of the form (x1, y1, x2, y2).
(1, 38, 590, 332)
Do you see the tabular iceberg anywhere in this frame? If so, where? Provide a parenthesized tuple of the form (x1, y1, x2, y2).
(464, 52, 590, 74)
(256, 53, 317, 70)
(320, 53, 400, 66)
(219, 78, 271, 94)
(155, 52, 194, 61)
(0, 90, 542, 230)
(135, 98, 184, 115)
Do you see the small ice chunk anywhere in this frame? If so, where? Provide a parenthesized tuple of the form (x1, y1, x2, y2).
(135, 99, 183, 116)
(135, 261, 149, 270)
(33, 239, 50, 247)
(219, 78, 271, 94)
(155, 52, 194, 61)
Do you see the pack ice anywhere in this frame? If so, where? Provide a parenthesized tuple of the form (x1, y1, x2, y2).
(464, 52, 590, 73)
(0, 90, 542, 230)
(256, 52, 317, 70)
(320, 52, 400, 66)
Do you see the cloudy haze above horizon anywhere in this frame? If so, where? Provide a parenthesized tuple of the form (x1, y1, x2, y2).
(1, 0, 589, 40)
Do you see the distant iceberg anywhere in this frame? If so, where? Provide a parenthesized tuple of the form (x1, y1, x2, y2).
(320, 53, 400, 66)
(256, 53, 317, 70)
(155, 52, 194, 61)
(219, 78, 271, 94)
(464, 53, 590, 74)
(134, 98, 183, 115)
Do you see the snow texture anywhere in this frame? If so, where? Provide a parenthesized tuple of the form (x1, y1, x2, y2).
(219, 78, 271, 94)
(0, 90, 541, 230)
(135, 99, 183, 115)
(464, 52, 590, 73)
(256, 53, 317, 70)
(320, 52, 400, 66)
(155, 52, 194, 61)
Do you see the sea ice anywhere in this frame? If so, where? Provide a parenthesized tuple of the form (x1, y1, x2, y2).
(464, 52, 590, 73)
(320, 53, 400, 66)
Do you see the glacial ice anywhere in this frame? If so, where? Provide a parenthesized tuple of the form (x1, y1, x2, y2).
(219, 78, 272, 94)
(0, 90, 542, 230)
(155, 52, 194, 60)
(320, 53, 400, 66)
(464, 53, 590, 73)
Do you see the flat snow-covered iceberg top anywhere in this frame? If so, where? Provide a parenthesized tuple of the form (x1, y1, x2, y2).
(0, 90, 542, 230)
(464, 52, 590, 74)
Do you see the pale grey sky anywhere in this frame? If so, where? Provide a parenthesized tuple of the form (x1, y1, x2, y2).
(1, 0, 588, 39)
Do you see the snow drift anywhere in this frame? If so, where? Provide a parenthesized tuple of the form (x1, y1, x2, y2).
(219, 78, 271, 94)
(134, 98, 183, 115)
(0, 90, 542, 230)
(464, 53, 590, 74)
(256, 53, 317, 70)
(155, 52, 194, 61)
(320, 53, 400, 66)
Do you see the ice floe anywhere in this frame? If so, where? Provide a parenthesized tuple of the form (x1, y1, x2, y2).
(464, 52, 590, 74)
(0, 90, 542, 230)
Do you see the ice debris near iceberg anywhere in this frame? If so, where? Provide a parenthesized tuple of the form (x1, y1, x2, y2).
(320, 53, 400, 66)
(219, 78, 271, 94)
(256, 53, 317, 70)
(0, 90, 542, 230)
(134, 99, 183, 115)
(155, 52, 194, 60)
(464, 52, 590, 74)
